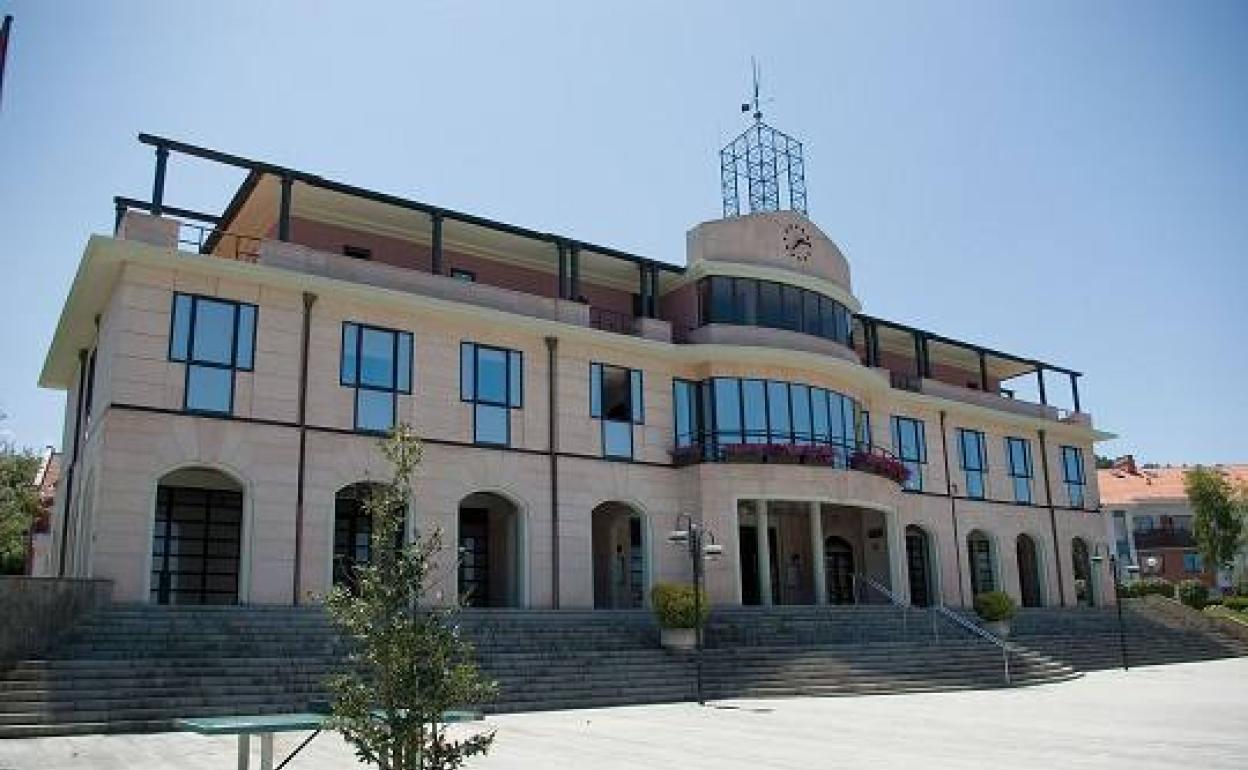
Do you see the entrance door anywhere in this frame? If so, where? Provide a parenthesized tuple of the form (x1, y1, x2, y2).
(737, 526, 780, 605)
(905, 527, 932, 607)
(1017, 535, 1043, 608)
(458, 508, 490, 607)
(333, 491, 373, 591)
(824, 536, 855, 605)
(151, 486, 242, 605)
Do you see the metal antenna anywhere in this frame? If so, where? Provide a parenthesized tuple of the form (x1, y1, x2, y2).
(741, 57, 764, 122)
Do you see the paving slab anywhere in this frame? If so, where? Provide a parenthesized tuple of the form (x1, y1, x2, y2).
(1, 657, 1245, 769)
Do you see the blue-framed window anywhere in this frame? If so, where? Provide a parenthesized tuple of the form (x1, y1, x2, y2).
(673, 379, 700, 449)
(890, 416, 926, 492)
(1061, 445, 1086, 508)
(1183, 552, 1204, 573)
(170, 293, 257, 415)
(460, 342, 522, 446)
(590, 363, 643, 460)
(341, 322, 412, 434)
(697, 276, 853, 345)
(957, 429, 988, 500)
(1005, 437, 1033, 504)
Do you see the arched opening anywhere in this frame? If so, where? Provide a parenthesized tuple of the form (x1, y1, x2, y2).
(151, 467, 243, 605)
(1072, 537, 1093, 606)
(1016, 534, 1044, 608)
(967, 530, 996, 597)
(905, 525, 935, 607)
(591, 502, 646, 609)
(333, 482, 395, 592)
(823, 535, 855, 605)
(458, 492, 523, 608)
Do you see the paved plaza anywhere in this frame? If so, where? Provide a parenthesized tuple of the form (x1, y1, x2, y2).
(3, 657, 1246, 770)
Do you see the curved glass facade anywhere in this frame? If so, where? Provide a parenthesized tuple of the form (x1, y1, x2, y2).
(696, 276, 854, 345)
(673, 376, 867, 465)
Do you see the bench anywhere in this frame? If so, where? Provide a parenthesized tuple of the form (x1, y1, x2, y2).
(176, 710, 483, 770)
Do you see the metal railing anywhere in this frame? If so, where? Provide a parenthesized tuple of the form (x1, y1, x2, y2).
(176, 220, 261, 262)
(588, 306, 639, 336)
(851, 572, 1013, 685)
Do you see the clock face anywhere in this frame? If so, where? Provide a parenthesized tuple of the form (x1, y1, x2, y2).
(781, 223, 813, 262)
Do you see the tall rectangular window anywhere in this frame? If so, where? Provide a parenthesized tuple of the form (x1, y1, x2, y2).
(672, 379, 700, 449)
(767, 381, 791, 443)
(1005, 437, 1033, 504)
(958, 429, 988, 500)
(170, 293, 257, 415)
(890, 416, 926, 492)
(341, 322, 413, 434)
(1061, 445, 1086, 508)
(590, 363, 643, 459)
(460, 342, 523, 446)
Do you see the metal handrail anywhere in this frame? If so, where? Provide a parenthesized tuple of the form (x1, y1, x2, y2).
(852, 573, 907, 606)
(930, 603, 1013, 685)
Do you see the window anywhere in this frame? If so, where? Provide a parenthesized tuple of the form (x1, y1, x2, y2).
(1133, 515, 1156, 534)
(697, 377, 860, 465)
(891, 416, 926, 492)
(1183, 552, 1204, 573)
(967, 532, 996, 595)
(450, 268, 476, 282)
(1005, 437, 1033, 504)
(341, 322, 412, 434)
(460, 342, 523, 446)
(696, 276, 853, 345)
(1061, 445, 1086, 508)
(957, 429, 988, 500)
(342, 245, 372, 260)
(590, 363, 643, 459)
(672, 379, 701, 449)
(170, 293, 257, 415)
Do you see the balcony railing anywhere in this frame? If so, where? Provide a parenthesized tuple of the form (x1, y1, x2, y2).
(1134, 530, 1196, 549)
(670, 437, 909, 485)
(589, 306, 638, 336)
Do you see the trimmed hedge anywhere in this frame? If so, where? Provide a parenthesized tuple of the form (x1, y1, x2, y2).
(1223, 596, 1248, 612)
(1121, 578, 1174, 599)
(1177, 579, 1210, 609)
(650, 582, 710, 629)
(973, 591, 1018, 622)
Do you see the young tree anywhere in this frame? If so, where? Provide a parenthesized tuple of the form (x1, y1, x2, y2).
(325, 424, 497, 770)
(1184, 466, 1247, 580)
(0, 441, 42, 575)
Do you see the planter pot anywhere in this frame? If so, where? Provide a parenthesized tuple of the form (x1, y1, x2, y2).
(660, 627, 697, 651)
(983, 619, 1012, 638)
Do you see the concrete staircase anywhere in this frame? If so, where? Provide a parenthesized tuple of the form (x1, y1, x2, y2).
(1006, 601, 1248, 671)
(3, 600, 1246, 737)
(701, 606, 1077, 700)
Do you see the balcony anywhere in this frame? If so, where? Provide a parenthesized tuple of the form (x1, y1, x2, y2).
(670, 439, 910, 486)
(1134, 530, 1196, 549)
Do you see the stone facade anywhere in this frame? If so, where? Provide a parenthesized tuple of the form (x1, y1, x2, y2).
(39, 207, 1111, 611)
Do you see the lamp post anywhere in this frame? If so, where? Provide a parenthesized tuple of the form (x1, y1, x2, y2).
(1092, 545, 1128, 671)
(668, 514, 721, 705)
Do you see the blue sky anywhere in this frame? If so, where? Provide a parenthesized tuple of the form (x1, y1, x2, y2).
(1, 1, 1245, 463)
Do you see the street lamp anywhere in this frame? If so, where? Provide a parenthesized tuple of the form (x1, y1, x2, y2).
(1091, 544, 1129, 671)
(667, 513, 720, 705)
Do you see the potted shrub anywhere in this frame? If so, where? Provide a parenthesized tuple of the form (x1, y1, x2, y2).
(973, 590, 1018, 637)
(651, 582, 709, 650)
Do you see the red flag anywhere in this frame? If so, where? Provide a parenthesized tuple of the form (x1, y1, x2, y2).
(0, 15, 11, 109)
(0, 15, 12, 110)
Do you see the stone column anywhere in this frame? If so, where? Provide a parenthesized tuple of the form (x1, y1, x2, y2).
(758, 501, 773, 606)
(810, 502, 826, 605)
(886, 510, 908, 603)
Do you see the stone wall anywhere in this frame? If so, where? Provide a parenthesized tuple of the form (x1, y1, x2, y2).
(0, 577, 112, 670)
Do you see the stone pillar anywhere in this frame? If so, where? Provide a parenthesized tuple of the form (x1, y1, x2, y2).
(758, 501, 773, 606)
(810, 502, 826, 605)
(886, 510, 908, 603)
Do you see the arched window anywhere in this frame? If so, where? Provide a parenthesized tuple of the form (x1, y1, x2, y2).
(1072, 537, 1093, 607)
(967, 530, 996, 596)
(905, 525, 934, 607)
(1016, 534, 1043, 608)
(151, 467, 243, 605)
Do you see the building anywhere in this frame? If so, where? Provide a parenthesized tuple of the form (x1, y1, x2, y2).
(37, 126, 1113, 611)
(1101, 457, 1248, 589)
(25, 448, 61, 575)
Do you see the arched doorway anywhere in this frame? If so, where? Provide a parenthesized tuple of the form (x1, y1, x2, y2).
(967, 530, 996, 596)
(151, 467, 243, 605)
(1016, 534, 1043, 608)
(332, 482, 389, 592)
(905, 525, 934, 607)
(1072, 537, 1093, 606)
(824, 536, 855, 605)
(591, 502, 646, 609)
(458, 492, 523, 608)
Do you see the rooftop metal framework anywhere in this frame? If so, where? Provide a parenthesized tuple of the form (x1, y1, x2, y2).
(720, 121, 808, 218)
